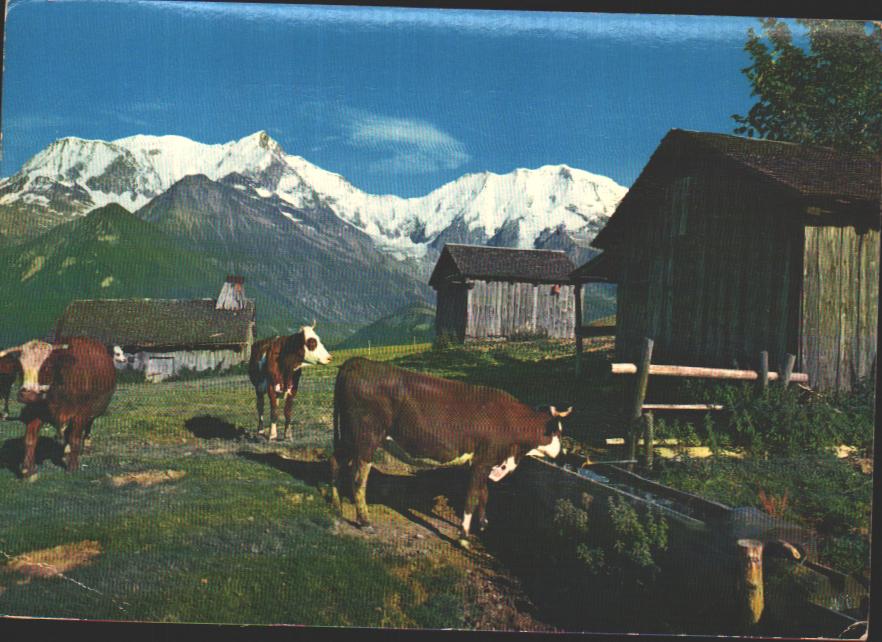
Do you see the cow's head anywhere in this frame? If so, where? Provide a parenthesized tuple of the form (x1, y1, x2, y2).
(300, 321, 332, 366)
(0, 340, 69, 404)
(111, 345, 128, 365)
(489, 405, 572, 482)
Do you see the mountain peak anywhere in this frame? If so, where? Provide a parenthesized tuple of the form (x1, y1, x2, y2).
(239, 130, 283, 153)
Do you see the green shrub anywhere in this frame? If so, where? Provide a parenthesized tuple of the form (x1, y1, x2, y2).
(552, 493, 668, 587)
(681, 378, 875, 456)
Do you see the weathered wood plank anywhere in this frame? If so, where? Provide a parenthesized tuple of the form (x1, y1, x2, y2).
(612, 362, 809, 383)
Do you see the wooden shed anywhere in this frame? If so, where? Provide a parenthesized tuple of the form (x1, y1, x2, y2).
(429, 244, 577, 342)
(577, 129, 879, 391)
(55, 276, 256, 382)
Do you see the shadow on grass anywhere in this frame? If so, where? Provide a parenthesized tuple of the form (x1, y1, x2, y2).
(0, 435, 64, 475)
(185, 415, 246, 440)
(238, 449, 467, 545)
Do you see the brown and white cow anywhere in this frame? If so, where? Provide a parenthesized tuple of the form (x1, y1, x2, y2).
(0, 337, 118, 479)
(329, 357, 571, 544)
(0, 354, 22, 420)
(248, 322, 332, 441)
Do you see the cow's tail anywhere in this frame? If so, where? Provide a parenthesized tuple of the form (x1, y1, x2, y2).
(332, 368, 343, 452)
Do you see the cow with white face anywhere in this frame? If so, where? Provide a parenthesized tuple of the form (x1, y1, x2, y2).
(247, 322, 332, 441)
(111, 345, 128, 368)
(330, 357, 572, 546)
(0, 337, 116, 478)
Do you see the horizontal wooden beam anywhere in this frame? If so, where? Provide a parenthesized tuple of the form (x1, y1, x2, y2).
(575, 325, 616, 337)
(641, 404, 724, 411)
(612, 362, 809, 383)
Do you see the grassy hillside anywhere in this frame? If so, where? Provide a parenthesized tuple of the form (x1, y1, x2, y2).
(0, 203, 329, 346)
(334, 303, 436, 349)
(0, 204, 229, 345)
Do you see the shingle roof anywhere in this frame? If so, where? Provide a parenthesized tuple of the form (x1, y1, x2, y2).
(681, 130, 879, 204)
(593, 129, 880, 249)
(429, 244, 576, 287)
(56, 298, 255, 349)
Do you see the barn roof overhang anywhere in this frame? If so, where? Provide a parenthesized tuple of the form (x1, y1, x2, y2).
(593, 129, 881, 248)
(570, 252, 619, 283)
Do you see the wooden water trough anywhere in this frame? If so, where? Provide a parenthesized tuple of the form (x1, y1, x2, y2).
(509, 454, 867, 637)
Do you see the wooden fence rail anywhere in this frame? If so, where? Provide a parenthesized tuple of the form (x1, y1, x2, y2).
(611, 363, 809, 383)
(612, 339, 809, 471)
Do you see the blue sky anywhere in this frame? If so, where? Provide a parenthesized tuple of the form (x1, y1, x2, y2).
(1, 1, 761, 195)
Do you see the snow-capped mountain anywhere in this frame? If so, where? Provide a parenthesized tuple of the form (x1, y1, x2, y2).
(0, 131, 627, 258)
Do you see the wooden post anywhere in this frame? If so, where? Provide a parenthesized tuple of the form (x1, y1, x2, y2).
(627, 338, 654, 470)
(780, 353, 796, 388)
(759, 351, 769, 393)
(574, 283, 583, 376)
(642, 411, 654, 470)
(736, 539, 765, 630)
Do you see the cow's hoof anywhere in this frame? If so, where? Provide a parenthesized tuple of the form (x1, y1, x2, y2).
(0, 412, 8, 421)
(21, 469, 38, 482)
(457, 537, 472, 550)
(358, 523, 376, 534)
(478, 518, 489, 532)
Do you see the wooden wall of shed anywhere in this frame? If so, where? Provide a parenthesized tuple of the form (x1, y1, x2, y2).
(435, 285, 469, 341)
(465, 280, 575, 340)
(137, 346, 250, 382)
(614, 170, 803, 373)
(801, 224, 879, 391)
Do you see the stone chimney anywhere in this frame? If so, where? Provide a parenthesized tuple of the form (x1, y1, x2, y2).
(216, 275, 246, 311)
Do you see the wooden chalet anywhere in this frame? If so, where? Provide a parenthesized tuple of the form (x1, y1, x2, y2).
(56, 276, 256, 382)
(429, 244, 577, 342)
(573, 129, 880, 391)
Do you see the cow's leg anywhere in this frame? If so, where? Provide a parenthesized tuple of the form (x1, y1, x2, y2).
(82, 418, 95, 453)
(21, 416, 43, 480)
(460, 464, 491, 547)
(352, 459, 374, 532)
(1, 390, 9, 420)
(266, 387, 280, 441)
(328, 450, 345, 514)
(255, 389, 265, 435)
(64, 417, 86, 473)
(476, 482, 490, 532)
(282, 390, 298, 441)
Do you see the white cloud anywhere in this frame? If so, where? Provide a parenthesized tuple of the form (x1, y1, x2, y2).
(347, 112, 469, 174)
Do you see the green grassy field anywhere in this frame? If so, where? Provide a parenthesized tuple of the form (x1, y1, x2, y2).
(0, 338, 873, 629)
(0, 342, 475, 626)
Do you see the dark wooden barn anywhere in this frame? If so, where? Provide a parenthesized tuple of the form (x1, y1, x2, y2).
(56, 276, 256, 382)
(574, 129, 880, 391)
(429, 244, 577, 342)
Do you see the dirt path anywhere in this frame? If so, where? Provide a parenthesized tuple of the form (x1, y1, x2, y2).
(274, 446, 557, 632)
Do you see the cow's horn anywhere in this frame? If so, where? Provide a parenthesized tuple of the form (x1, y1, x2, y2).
(53, 344, 69, 351)
(0, 344, 25, 358)
(551, 406, 573, 418)
(311, 319, 317, 329)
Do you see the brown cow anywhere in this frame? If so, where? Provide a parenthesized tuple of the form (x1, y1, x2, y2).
(0, 355, 21, 420)
(0, 337, 117, 479)
(329, 357, 571, 544)
(248, 322, 332, 441)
